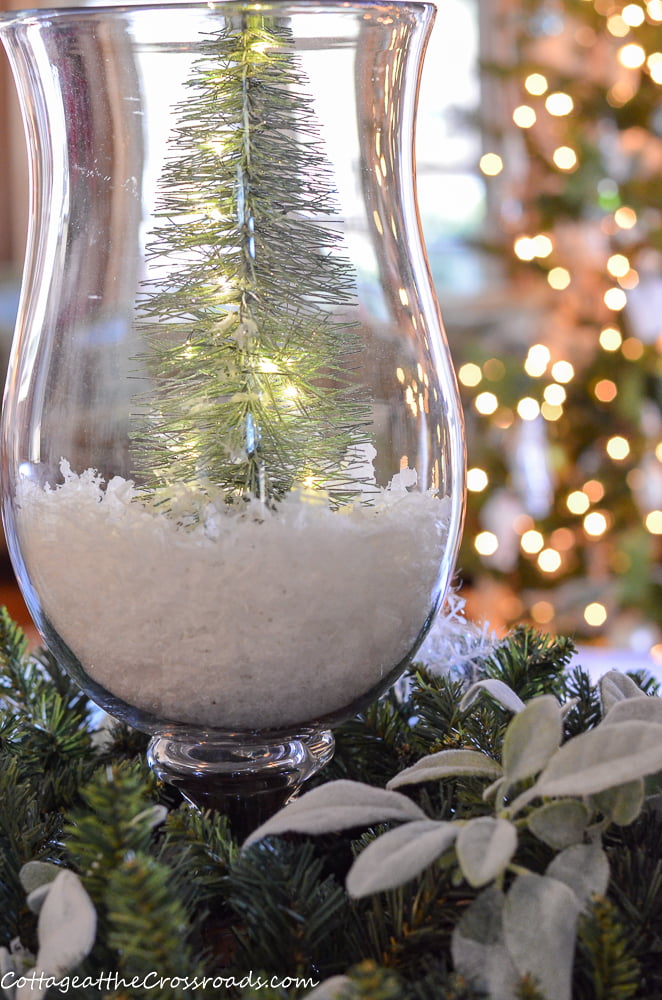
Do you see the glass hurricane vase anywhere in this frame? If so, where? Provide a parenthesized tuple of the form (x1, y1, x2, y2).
(0, 0, 465, 833)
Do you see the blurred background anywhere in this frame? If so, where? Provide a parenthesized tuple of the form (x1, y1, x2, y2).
(0, 0, 660, 660)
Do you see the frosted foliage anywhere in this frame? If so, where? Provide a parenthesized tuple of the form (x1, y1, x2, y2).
(15, 465, 450, 731)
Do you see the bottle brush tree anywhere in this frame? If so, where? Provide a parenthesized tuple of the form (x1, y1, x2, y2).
(131, 15, 372, 511)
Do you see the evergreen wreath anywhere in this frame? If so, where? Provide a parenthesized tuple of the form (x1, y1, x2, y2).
(0, 605, 661, 1000)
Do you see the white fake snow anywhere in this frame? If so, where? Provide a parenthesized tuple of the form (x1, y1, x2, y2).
(16, 465, 450, 731)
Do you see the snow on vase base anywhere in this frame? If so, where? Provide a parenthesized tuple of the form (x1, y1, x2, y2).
(15, 463, 450, 734)
(0, 1, 465, 830)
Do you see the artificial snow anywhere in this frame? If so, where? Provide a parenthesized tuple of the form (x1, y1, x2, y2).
(15, 465, 450, 731)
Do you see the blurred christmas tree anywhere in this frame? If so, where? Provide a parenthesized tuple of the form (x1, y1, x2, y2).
(455, 0, 662, 653)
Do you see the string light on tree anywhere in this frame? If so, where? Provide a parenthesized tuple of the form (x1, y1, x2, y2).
(460, 0, 662, 645)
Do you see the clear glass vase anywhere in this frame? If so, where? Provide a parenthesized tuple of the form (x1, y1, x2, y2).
(0, 0, 465, 831)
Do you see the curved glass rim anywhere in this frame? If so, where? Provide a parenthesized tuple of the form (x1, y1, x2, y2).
(0, 0, 437, 28)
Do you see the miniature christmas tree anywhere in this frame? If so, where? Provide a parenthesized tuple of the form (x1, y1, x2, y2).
(132, 16, 371, 510)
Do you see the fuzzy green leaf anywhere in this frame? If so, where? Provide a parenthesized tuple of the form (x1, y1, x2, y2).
(602, 695, 662, 726)
(546, 844, 610, 909)
(526, 799, 591, 849)
(456, 816, 518, 888)
(503, 873, 581, 1000)
(532, 720, 662, 798)
(451, 885, 519, 999)
(501, 694, 562, 786)
(590, 778, 645, 826)
(386, 748, 503, 790)
(19, 861, 60, 895)
(459, 679, 526, 714)
(346, 820, 457, 898)
(302, 977, 354, 1000)
(599, 670, 646, 713)
(33, 870, 96, 977)
(243, 780, 426, 847)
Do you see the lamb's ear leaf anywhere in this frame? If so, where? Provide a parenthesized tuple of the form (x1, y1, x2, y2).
(460, 679, 525, 715)
(545, 844, 610, 909)
(451, 886, 519, 1000)
(32, 870, 97, 979)
(531, 720, 662, 798)
(346, 820, 457, 898)
(300, 976, 354, 1000)
(456, 817, 518, 888)
(19, 861, 61, 896)
(387, 748, 502, 790)
(599, 670, 646, 714)
(602, 696, 662, 727)
(526, 799, 591, 850)
(590, 778, 645, 827)
(501, 695, 562, 786)
(503, 873, 581, 1000)
(243, 780, 426, 847)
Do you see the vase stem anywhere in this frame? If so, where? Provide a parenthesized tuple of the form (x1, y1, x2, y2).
(147, 730, 335, 839)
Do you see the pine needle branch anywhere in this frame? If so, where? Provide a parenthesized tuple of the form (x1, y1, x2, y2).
(576, 898, 640, 999)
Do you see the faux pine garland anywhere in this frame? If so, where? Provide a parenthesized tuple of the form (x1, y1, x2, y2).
(0, 606, 660, 999)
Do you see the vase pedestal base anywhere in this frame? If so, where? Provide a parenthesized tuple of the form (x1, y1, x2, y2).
(147, 729, 335, 840)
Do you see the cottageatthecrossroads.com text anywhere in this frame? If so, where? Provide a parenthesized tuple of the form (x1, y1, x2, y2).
(0, 971, 320, 993)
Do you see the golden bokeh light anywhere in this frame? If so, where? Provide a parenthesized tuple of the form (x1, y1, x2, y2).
(584, 510, 609, 536)
(538, 548, 562, 572)
(514, 236, 536, 261)
(607, 253, 630, 277)
(551, 360, 574, 383)
(543, 382, 566, 406)
(513, 105, 537, 128)
(480, 153, 504, 176)
(541, 402, 564, 421)
(525, 72, 548, 95)
(604, 287, 627, 310)
(606, 435, 630, 460)
(532, 234, 554, 257)
(459, 362, 482, 387)
(607, 13, 629, 35)
(475, 531, 499, 556)
(614, 206, 637, 229)
(545, 92, 574, 116)
(552, 146, 578, 171)
(567, 490, 590, 514)
(525, 344, 551, 376)
(599, 326, 623, 350)
(548, 266, 572, 289)
(618, 43, 646, 69)
(584, 602, 608, 627)
(647, 52, 662, 83)
(517, 397, 541, 420)
(521, 529, 544, 554)
(467, 467, 489, 492)
(645, 510, 662, 534)
(475, 391, 499, 415)
(622, 2, 646, 24)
